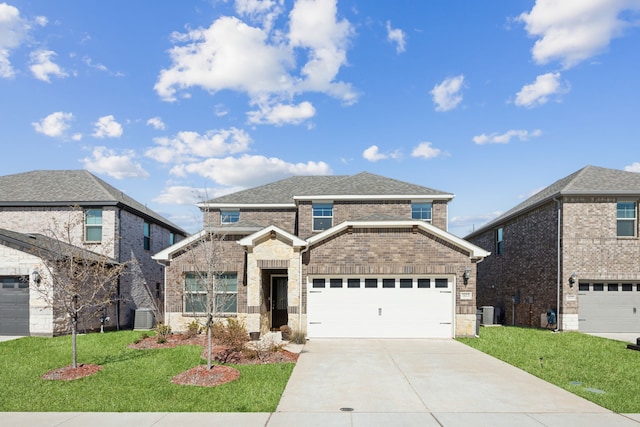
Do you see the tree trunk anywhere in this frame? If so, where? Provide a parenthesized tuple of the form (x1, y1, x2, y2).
(207, 313, 213, 370)
(72, 315, 78, 369)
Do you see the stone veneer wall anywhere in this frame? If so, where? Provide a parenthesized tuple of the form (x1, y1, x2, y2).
(302, 227, 478, 337)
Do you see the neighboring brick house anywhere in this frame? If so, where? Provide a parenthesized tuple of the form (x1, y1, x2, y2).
(154, 172, 489, 338)
(0, 170, 187, 336)
(466, 165, 640, 333)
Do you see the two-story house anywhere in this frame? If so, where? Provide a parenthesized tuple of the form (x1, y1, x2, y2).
(0, 170, 187, 336)
(154, 172, 489, 338)
(466, 165, 640, 333)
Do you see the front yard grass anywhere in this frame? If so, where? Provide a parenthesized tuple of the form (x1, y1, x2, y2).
(458, 326, 640, 413)
(0, 331, 294, 412)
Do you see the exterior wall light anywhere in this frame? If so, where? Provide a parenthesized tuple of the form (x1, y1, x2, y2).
(32, 270, 41, 286)
(463, 267, 471, 286)
(569, 272, 577, 287)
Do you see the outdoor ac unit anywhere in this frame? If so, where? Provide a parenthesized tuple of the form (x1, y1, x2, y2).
(133, 309, 155, 330)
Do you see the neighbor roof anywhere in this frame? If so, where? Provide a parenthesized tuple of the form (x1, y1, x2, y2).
(466, 165, 640, 239)
(0, 170, 186, 234)
(202, 172, 453, 207)
(0, 228, 116, 264)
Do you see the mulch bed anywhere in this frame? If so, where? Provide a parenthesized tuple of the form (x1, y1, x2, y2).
(40, 333, 298, 387)
(41, 364, 103, 381)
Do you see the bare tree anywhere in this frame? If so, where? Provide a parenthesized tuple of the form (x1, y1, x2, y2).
(30, 210, 128, 368)
(183, 226, 238, 370)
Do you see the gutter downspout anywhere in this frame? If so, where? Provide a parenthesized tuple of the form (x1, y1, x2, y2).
(299, 244, 310, 334)
(554, 196, 561, 332)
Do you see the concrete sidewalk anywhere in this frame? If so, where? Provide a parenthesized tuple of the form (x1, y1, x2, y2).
(2, 338, 640, 426)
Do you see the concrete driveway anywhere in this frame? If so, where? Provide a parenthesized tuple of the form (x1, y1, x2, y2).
(274, 339, 640, 426)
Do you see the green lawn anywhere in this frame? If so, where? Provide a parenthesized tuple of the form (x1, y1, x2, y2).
(0, 331, 294, 412)
(458, 326, 640, 413)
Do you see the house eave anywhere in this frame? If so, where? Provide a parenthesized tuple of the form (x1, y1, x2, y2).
(293, 194, 454, 201)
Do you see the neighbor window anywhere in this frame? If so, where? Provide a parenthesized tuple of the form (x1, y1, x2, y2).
(169, 232, 175, 245)
(313, 203, 333, 231)
(496, 227, 504, 255)
(85, 209, 102, 242)
(617, 201, 636, 237)
(411, 203, 432, 221)
(184, 272, 237, 314)
(221, 210, 240, 224)
(143, 221, 151, 250)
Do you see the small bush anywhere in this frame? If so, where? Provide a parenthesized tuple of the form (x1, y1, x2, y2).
(140, 332, 150, 340)
(290, 329, 306, 344)
(154, 322, 172, 343)
(279, 325, 292, 340)
(183, 320, 201, 339)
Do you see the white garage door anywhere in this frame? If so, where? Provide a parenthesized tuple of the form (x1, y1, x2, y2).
(307, 276, 454, 338)
(578, 282, 640, 333)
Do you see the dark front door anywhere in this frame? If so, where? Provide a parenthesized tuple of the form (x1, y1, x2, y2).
(271, 276, 288, 329)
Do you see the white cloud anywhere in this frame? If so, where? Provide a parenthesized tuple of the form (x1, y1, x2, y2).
(450, 211, 503, 235)
(473, 129, 542, 145)
(0, 2, 30, 78)
(411, 142, 443, 159)
(175, 154, 332, 188)
(517, 0, 640, 69)
(362, 145, 401, 162)
(386, 21, 406, 53)
(32, 111, 73, 138)
(146, 116, 166, 130)
(514, 72, 568, 108)
(82, 146, 149, 179)
(153, 186, 213, 205)
(247, 100, 316, 125)
(235, 0, 284, 32)
(92, 115, 123, 138)
(155, 0, 356, 111)
(431, 75, 464, 112)
(624, 162, 640, 173)
(145, 127, 252, 164)
(29, 49, 68, 82)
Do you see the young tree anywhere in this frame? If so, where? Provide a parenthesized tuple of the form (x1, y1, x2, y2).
(183, 226, 238, 370)
(30, 210, 128, 368)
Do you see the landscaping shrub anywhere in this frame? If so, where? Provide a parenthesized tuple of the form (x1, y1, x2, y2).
(290, 328, 306, 344)
(154, 322, 172, 344)
(279, 325, 292, 341)
(183, 320, 201, 339)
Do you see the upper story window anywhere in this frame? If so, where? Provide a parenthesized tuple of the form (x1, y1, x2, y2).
(496, 227, 503, 254)
(85, 209, 102, 242)
(169, 232, 175, 245)
(411, 203, 432, 221)
(221, 210, 240, 224)
(313, 203, 333, 231)
(143, 221, 151, 250)
(617, 201, 637, 237)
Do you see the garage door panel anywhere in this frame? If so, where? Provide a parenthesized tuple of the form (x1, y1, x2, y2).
(0, 276, 30, 336)
(578, 283, 640, 333)
(307, 277, 454, 339)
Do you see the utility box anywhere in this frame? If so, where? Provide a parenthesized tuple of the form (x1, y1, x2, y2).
(133, 308, 155, 330)
(481, 306, 495, 325)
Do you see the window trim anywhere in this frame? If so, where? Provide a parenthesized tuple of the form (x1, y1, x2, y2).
(411, 202, 433, 222)
(617, 200, 637, 238)
(312, 203, 333, 232)
(84, 209, 103, 242)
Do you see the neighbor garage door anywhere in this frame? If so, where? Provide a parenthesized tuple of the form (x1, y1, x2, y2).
(307, 276, 454, 338)
(0, 276, 30, 335)
(578, 282, 640, 332)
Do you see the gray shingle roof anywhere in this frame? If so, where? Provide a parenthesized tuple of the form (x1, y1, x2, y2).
(467, 165, 640, 238)
(0, 170, 186, 234)
(205, 172, 452, 205)
(0, 228, 116, 263)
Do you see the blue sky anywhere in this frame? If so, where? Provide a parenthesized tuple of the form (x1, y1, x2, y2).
(2, 0, 640, 236)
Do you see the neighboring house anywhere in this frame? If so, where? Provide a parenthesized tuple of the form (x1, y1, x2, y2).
(154, 172, 489, 338)
(466, 165, 640, 333)
(0, 170, 187, 336)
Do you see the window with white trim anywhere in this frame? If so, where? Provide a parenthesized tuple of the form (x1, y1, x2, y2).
(85, 209, 103, 242)
(143, 221, 151, 250)
(313, 203, 333, 231)
(184, 272, 238, 314)
(411, 203, 432, 221)
(617, 201, 636, 237)
(221, 210, 240, 224)
(496, 227, 504, 255)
